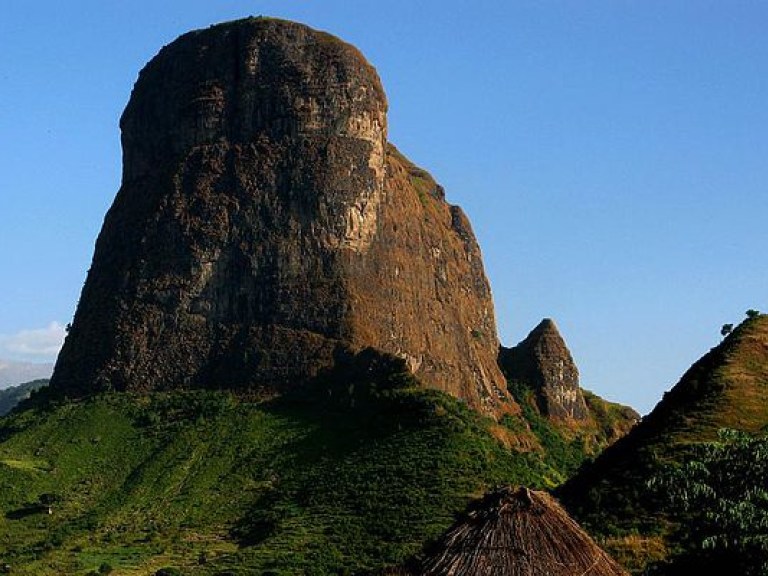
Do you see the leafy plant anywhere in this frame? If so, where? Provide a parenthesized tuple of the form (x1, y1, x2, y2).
(649, 429, 768, 575)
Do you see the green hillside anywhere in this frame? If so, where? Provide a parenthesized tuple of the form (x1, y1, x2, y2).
(559, 313, 768, 572)
(0, 355, 582, 575)
(504, 379, 636, 485)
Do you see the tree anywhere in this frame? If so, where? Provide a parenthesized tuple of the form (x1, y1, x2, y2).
(720, 324, 733, 337)
(746, 309, 761, 319)
(649, 430, 768, 576)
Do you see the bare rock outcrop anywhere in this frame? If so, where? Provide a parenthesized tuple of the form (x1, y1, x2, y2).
(499, 319, 588, 420)
(51, 17, 513, 415)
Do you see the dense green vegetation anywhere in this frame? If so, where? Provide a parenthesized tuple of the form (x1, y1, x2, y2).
(648, 429, 768, 576)
(0, 358, 575, 575)
(505, 379, 638, 486)
(505, 380, 589, 481)
(0, 308, 755, 576)
(582, 390, 639, 444)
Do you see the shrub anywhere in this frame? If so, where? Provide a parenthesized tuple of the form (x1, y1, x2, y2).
(155, 568, 182, 576)
(649, 429, 768, 575)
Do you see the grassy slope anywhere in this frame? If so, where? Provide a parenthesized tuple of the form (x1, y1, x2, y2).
(505, 379, 639, 486)
(560, 314, 768, 572)
(0, 367, 568, 576)
(582, 390, 639, 447)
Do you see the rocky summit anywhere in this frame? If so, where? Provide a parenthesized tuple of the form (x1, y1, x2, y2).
(50, 17, 513, 415)
(499, 318, 588, 420)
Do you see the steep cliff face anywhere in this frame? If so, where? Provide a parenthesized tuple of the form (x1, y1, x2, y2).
(499, 319, 588, 420)
(51, 18, 512, 415)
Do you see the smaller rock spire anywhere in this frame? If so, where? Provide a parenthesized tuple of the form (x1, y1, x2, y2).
(499, 318, 589, 420)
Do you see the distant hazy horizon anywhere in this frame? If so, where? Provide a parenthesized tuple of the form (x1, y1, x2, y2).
(0, 359, 53, 389)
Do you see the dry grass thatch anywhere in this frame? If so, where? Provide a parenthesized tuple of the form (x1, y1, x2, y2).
(394, 486, 628, 576)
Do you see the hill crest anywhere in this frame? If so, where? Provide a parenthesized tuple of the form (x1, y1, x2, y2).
(560, 314, 768, 571)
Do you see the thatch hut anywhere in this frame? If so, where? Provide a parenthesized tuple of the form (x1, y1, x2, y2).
(393, 486, 628, 576)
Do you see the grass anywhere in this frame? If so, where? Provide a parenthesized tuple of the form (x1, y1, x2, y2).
(0, 458, 50, 473)
(387, 143, 442, 211)
(0, 362, 579, 575)
(409, 169, 435, 208)
(504, 380, 621, 486)
(600, 534, 668, 574)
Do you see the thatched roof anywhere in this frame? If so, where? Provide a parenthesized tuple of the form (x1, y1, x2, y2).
(396, 486, 628, 576)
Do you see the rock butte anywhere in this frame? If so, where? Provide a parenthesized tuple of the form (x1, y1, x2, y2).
(51, 17, 515, 415)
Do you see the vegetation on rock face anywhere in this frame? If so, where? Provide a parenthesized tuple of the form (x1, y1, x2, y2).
(505, 380, 593, 481)
(0, 354, 576, 575)
(505, 378, 638, 484)
(582, 390, 640, 446)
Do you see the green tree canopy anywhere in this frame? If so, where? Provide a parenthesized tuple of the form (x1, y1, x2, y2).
(649, 429, 768, 576)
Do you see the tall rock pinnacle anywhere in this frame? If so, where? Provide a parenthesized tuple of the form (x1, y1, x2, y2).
(51, 18, 513, 415)
(499, 318, 588, 420)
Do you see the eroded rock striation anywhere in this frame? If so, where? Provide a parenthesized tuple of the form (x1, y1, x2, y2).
(51, 17, 513, 414)
(499, 318, 588, 420)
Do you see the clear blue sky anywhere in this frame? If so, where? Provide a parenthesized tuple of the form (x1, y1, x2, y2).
(1, 1, 766, 414)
